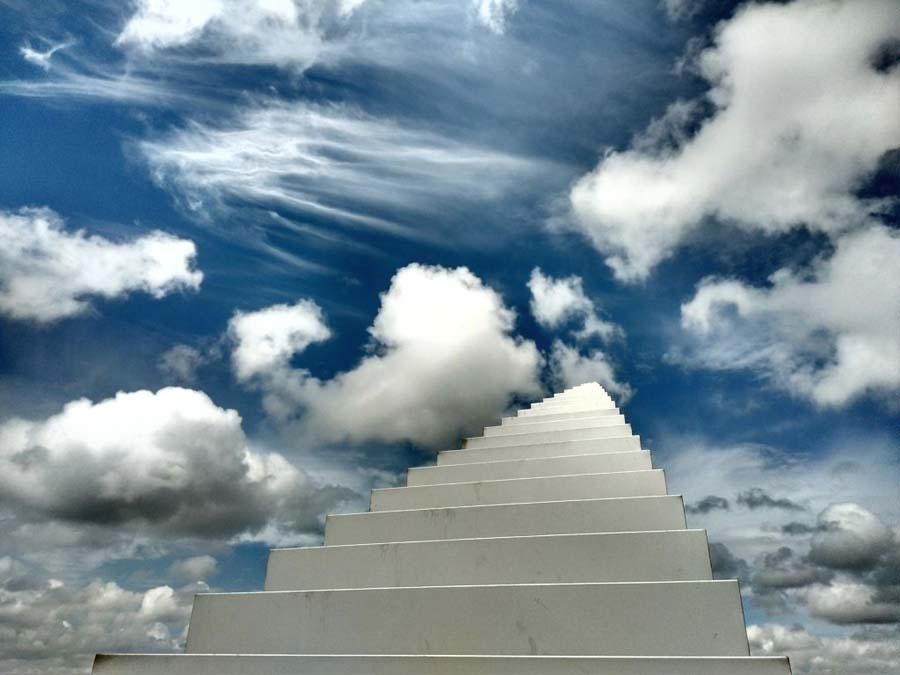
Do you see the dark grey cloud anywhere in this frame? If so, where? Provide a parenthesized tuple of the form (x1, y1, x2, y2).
(737, 488, 805, 512)
(686, 494, 730, 514)
(751, 547, 833, 591)
(708, 541, 749, 581)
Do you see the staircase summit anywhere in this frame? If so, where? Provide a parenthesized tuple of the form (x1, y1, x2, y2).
(92, 382, 789, 675)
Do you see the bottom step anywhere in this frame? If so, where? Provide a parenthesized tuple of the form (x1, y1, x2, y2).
(94, 654, 792, 675)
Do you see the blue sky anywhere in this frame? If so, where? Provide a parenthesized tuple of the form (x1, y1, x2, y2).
(0, 0, 898, 673)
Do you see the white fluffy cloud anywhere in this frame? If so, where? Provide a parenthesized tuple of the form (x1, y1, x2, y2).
(0, 207, 202, 322)
(0, 572, 194, 674)
(0, 387, 357, 538)
(169, 555, 218, 583)
(678, 225, 900, 407)
(548, 340, 632, 403)
(115, 0, 365, 67)
(232, 263, 542, 449)
(229, 300, 331, 382)
(527, 267, 621, 341)
(569, 0, 900, 280)
(749, 623, 900, 675)
(809, 503, 895, 571)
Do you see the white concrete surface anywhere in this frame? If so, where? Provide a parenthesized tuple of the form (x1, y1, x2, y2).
(501, 409, 620, 425)
(370, 470, 667, 510)
(407, 451, 652, 485)
(94, 654, 793, 675)
(463, 425, 632, 449)
(438, 436, 642, 464)
(324, 496, 688, 545)
(483, 415, 626, 436)
(185, 581, 750, 656)
(265, 530, 712, 591)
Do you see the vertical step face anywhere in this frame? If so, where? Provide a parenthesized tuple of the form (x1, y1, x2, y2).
(501, 409, 620, 425)
(407, 451, 652, 485)
(464, 425, 633, 449)
(264, 530, 712, 591)
(483, 416, 626, 436)
(93, 655, 794, 675)
(324, 496, 688, 545)
(438, 436, 642, 464)
(370, 470, 667, 511)
(185, 582, 750, 656)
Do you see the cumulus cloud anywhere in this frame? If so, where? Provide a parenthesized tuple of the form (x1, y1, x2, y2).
(115, 0, 366, 68)
(0, 387, 358, 538)
(677, 225, 900, 407)
(686, 494, 730, 515)
(158, 345, 208, 383)
(737, 488, 805, 512)
(169, 555, 217, 583)
(548, 340, 632, 403)
(0, 207, 202, 322)
(749, 622, 900, 675)
(0, 553, 200, 674)
(229, 300, 331, 382)
(809, 503, 895, 571)
(137, 101, 549, 240)
(232, 263, 542, 449)
(527, 267, 621, 341)
(569, 0, 900, 280)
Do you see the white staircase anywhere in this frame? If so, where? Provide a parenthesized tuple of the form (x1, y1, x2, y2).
(92, 382, 790, 674)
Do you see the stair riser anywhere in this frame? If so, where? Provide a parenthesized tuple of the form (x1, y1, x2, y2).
(324, 496, 687, 545)
(265, 530, 711, 591)
(185, 582, 750, 656)
(371, 471, 666, 511)
(439, 436, 641, 464)
(464, 425, 632, 449)
(408, 452, 651, 485)
(93, 655, 793, 675)
(502, 409, 620, 425)
(484, 416, 626, 436)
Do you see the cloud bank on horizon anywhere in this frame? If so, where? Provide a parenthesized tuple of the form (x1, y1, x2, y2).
(0, 0, 898, 673)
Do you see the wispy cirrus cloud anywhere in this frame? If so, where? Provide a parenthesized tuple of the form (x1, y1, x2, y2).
(137, 101, 554, 242)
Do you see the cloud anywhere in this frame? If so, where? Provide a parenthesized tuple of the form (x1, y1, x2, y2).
(749, 623, 900, 675)
(136, 100, 551, 241)
(547, 340, 632, 403)
(751, 546, 832, 592)
(115, 0, 365, 68)
(527, 267, 621, 341)
(0, 387, 358, 538)
(0, 207, 202, 322)
(473, 0, 519, 34)
(158, 345, 208, 383)
(19, 39, 73, 71)
(809, 503, 895, 571)
(569, 0, 900, 280)
(0, 573, 195, 674)
(229, 300, 331, 382)
(232, 263, 543, 449)
(677, 225, 900, 407)
(169, 555, 217, 583)
(686, 494, 730, 514)
(737, 488, 805, 512)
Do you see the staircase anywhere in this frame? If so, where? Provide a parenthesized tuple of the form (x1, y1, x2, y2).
(93, 382, 790, 674)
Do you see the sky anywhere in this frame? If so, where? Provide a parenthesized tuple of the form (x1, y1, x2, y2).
(0, 0, 898, 672)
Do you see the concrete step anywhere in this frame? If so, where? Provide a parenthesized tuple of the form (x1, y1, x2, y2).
(93, 654, 793, 675)
(184, 581, 750, 656)
(483, 415, 626, 437)
(531, 398, 613, 410)
(464, 425, 632, 449)
(264, 530, 712, 591)
(371, 470, 666, 511)
(408, 451, 652, 486)
(501, 409, 620, 425)
(324, 496, 687, 545)
(438, 436, 642, 464)
(518, 403, 615, 418)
